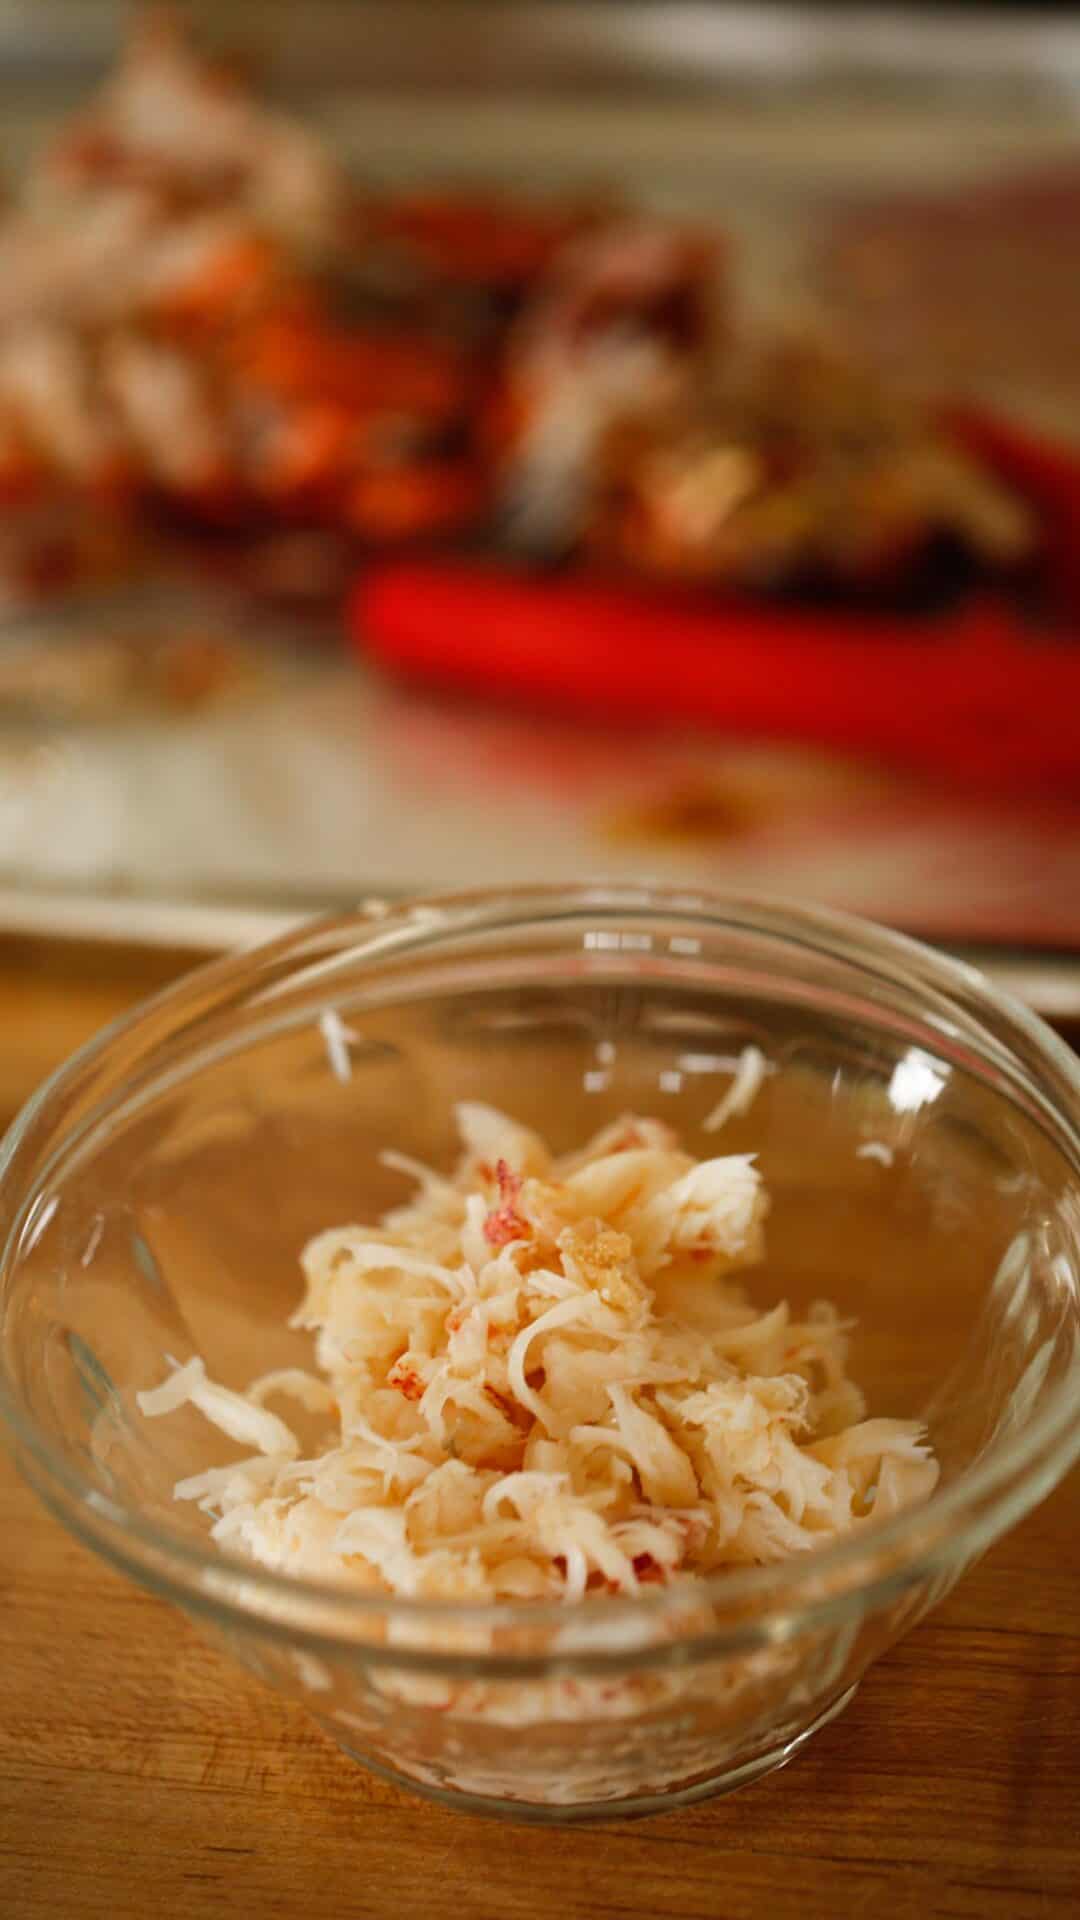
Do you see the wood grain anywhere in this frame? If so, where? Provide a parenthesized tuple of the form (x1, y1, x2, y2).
(0, 935, 1078, 1920)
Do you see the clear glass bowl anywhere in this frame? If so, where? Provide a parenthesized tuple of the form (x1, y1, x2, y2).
(2, 886, 1079, 1820)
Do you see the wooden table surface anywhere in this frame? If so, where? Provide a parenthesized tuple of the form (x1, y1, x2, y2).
(1, 936, 1078, 1920)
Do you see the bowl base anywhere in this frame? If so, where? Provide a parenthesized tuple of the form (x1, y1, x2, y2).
(326, 1683, 858, 1823)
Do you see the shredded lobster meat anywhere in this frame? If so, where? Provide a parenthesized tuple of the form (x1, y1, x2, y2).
(138, 1103, 938, 1605)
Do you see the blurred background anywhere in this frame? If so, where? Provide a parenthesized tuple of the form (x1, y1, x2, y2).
(0, 0, 1077, 1003)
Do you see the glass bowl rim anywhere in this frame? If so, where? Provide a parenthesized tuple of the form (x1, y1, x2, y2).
(3, 881, 1080, 1659)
